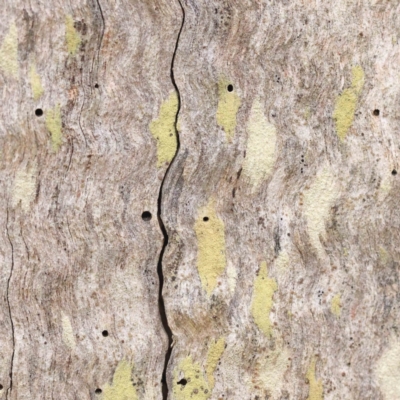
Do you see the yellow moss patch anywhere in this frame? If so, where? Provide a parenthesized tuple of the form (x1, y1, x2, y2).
(304, 165, 337, 259)
(216, 78, 241, 141)
(194, 199, 226, 295)
(103, 360, 137, 400)
(61, 312, 76, 350)
(173, 356, 210, 400)
(29, 64, 44, 100)
(333, 65, 364, 141)
(65, 15, 81, 55)
(0, 23, 18, 77)
(330, 293, 341, 317)
(149, 92, 178, 167)
(206, 337, 225, 390)
(251, 261, 278, 337)
(12, 164, 37, 212)
(251, 342, 290, 398)
(46, 105, 62, 151)
(306, 358, 323, 400)
(243, 99, 277, 189)
(376, 337, 400, 400)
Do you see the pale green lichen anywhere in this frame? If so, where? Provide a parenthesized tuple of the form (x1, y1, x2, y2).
(65, 15, 81, 55)
(216, 78, 241, 141)
(243, 99, 277, 189)
(304, 165, 337, 259)
(330, 293, 341, 317)
(46, 105, 62, 151)
(0, 23, 18, 77)
(102, 360, 137, 400)
(333, 65, 364, 141)
(12, 164, 37, 212)
(376, 337, 400, 399)
(251, 261, 277, 337)
(206, 337, 225, 390)
(29, 64, 44, 100)
(149, 92, 178, 167)
(61, 312, 76, 350)
(306, 357, 323, 400)
(194, 199, 226, 295)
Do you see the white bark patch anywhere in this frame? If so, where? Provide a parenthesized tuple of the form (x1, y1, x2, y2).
(12, 164, 37, 212)
(376, 338, 400, 400)
(61, 312, 76, 350)
(304, 165, 337, 259)
(243, 99, 277, 189)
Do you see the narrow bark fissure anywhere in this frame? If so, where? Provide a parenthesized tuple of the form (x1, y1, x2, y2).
(157, 1, 185, 399)
(5, 208, 15, 399)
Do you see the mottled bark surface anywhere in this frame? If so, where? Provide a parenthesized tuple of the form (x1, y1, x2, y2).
(1, 0, 400, 399)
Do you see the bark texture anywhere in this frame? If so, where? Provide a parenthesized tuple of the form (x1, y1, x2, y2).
(1, 0, 400, 400)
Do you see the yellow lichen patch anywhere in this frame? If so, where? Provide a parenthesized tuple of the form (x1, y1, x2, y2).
(333, 65, 365, 141)
(251, 342, 290, 398)
(46, 105, 62, 151)
(65, 15, 81, 55)
(12, 164, 37, 212)
(216, 78, 241, 141)
(103, 360, 137, 400)
(149, 92, 178, 167)
(29, 64, 44, 100)
(275, 250, 290, 273)
(0, 23, 18, 77)
(306, 358, 323, 400)
(304, 165, 337, 259)
(375, 337, 400, 400)
(206, 337, 225, 390)
(61, 312, 76, 350)
(173, 356, 210, 400)
(243, 99, 277, 189)
(330, 293, 341, 317)
(194, 199, 226, 295)
(251, 261, 278, 337)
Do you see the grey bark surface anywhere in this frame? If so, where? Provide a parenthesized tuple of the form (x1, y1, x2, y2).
(1, 0, 400, 400)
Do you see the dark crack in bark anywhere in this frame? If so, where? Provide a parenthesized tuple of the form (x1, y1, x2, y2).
(157, 1, 185, 399)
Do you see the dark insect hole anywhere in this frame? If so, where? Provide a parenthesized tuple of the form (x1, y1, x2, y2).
(177, 379, 187, 386)
(142, 211, 152, 221)
(227, 84, 233, 92)
(203, 217, 209, 222)
(392, 169, 397, 176)
(102, 330, 109, 337)
(35, 108, 43, 117)
(373, 109, 380, 116)
(95, 389, 102, 394)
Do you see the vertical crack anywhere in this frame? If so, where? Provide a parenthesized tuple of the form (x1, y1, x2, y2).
(5, 207, 15, 399)
(157, 1, 185, 399)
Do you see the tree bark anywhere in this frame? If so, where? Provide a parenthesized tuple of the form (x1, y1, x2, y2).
(1, 0, 400, 399)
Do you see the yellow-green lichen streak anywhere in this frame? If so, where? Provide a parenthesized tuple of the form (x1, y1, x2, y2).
(61, 312, 76, 350)
(333, 65, 364, 141)
(65, 15, 81, 55)
(331, 293, 341, 317)
(102, 360, 137, 400)
(304, 165, 337, 259)
(46, 105, 62, 151)
(251, 261, 277, 337)
(306, 358, 323, 400)
(29, 64, 44, 100)
(243, 99, 277, 189)
(216, 78, 241, 141)
(150, 92, 178, 168)
(173, 356, 210, 400)
(194, 199, 226, 295)
(0, 23, 18, 77)
(376, 337, 400, 399)
(12, 164, 37, 212)
(206, 337, 225, 390)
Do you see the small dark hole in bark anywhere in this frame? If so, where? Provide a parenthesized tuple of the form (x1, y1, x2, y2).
(102, 330, 108, 337)
(95, 389, 102, 394)
(203, 217, 209, 222)
(0, 384, 3, 390)
(227, 84, 233, 92)
(373, 109, 380, 116)
(35, 108, 43, 117)
(142, 211, 152, 221)
(94, 84, 99, 88)
(392, 169, 397, 175)
(177, 379, 187, 386)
